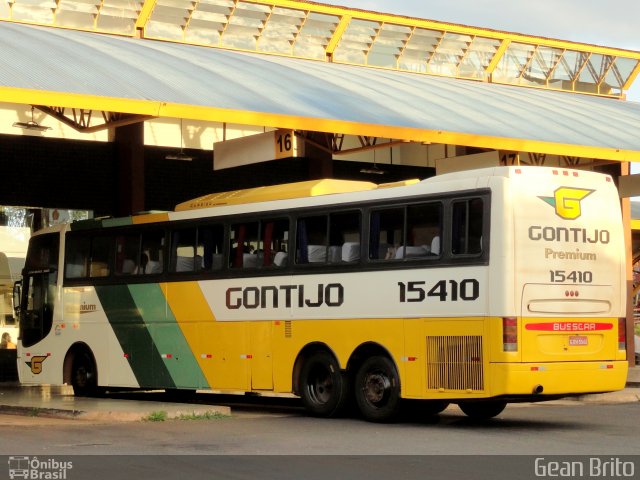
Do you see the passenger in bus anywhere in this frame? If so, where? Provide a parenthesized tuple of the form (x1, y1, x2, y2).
(133, 253, 149, 275)
(0, 332, 16, 349)
(145, 249, 163, 274)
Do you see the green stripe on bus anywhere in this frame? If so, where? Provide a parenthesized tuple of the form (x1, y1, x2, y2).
(128, 283, 208, 389)
(70, 218, 103, 231)
(102, 217, 133, 228)
(95, 284, 176, 389)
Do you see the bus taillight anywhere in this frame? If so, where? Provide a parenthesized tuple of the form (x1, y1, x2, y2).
(502, 317, 518, 352)
(618, 318, 626, 350)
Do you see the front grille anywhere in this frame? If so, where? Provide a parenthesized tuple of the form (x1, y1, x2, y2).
(426, 335, 484, 391)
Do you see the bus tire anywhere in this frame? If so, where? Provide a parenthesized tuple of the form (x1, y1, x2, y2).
(71, 350, 98, 397)
(458, 401, 507, 420)
(299, 351, 349, 417)
(354, 355, 400, 423)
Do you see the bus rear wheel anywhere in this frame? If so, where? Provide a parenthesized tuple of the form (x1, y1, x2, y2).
(354, 356, 400, 422)
(458, 401, 507, 420)
(71, 351, 98, 397)
(299, 351, 349, 417)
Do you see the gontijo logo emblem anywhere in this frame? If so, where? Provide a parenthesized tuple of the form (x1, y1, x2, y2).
(26, 355, 48, 374)
(538, 187, 594, 220)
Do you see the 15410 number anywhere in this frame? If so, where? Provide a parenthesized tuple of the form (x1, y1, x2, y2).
(398, 279, 479, 303)
(549, 270, 593, 283)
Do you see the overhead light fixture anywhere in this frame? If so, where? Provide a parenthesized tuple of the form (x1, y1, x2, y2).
(13, 106, 51, 132)
(359, 165, 385, 175)
(165, 151, 194, 161)
(166, 119, 193, 161)
(360, 150, 386, 175)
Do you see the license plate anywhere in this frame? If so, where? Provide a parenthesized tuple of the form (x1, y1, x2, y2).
(569, 335, 588, 346)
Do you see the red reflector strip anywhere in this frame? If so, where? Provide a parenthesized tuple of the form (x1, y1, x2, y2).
(200, 354, 213, 359)
(161, 354, 173, 359)
(618, 318, 626, 349)
(526, 322, 612, 332)
(240, 354, 253, 359)
(124, 353, 129, 359)
(502, 317, 518, 352)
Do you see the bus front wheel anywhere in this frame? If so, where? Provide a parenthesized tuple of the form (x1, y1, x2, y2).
(299, 351, 349, 417)
(354, 356, 400, 422)
(71, 351, 98, 397)
(458, 401, 507, 420)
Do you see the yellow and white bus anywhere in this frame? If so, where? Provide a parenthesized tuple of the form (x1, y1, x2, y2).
(1, 225, 30, 348)
(14, 166, 628, 421)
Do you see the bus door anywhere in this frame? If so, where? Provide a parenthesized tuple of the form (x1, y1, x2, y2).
(19, 233, 59, 349)
(250, 321, 273, 390)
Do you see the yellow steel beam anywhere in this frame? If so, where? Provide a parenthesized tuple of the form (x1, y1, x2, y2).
(135, 0, 158, 33)
(3, 86, 638, 162)
(241, 0, 640, 60)
(0, 87, 163, 116)
(325, 15, 351, 58)
(622, 60, 640, 92)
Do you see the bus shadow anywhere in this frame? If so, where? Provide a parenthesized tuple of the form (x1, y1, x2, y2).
(103, 390, 590, 431)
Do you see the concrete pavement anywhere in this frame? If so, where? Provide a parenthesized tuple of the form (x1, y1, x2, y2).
(0, 384, 230, 421)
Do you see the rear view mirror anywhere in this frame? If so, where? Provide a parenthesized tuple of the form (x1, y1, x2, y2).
(12, 280, 21, 317)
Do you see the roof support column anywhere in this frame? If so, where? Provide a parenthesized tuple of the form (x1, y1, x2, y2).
(620, 162, 636, 366)
(305, 131, 333, 179)
(111, 122, 145, 216)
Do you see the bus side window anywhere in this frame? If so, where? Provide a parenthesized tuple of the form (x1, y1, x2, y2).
(65, 236, 90, 278)
(405, 203, 442, 257)
(369, 208, 403, 261)
(262, 219, 289, 268)
(115, 234, 139, 275)
(296, 215, 327, 264)
(198, 224, 224, 271)
(330, 211, 360, 263)
(230, 222, 259, 269)
(140, 230, 165, 274)
(170, 228, 197, 272)
(89, 236, 112, 277)
(452, 198, 483, 255)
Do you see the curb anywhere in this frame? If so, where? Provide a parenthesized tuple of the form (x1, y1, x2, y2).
(0, 403, 231, 422)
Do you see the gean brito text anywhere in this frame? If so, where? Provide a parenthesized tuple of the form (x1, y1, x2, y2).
(226, 284, 344, 309)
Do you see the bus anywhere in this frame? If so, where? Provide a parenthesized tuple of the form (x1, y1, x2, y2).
(1, 225, 30, 348)
(14, 166, 628, 421)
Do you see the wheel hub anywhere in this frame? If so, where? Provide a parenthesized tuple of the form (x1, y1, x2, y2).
(363, 372, 391, 405)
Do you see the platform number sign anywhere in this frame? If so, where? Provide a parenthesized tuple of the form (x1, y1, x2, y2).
(274, 129, 296, 159)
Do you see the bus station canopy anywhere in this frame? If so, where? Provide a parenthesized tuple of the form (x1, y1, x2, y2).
(2, 20, 640, 161)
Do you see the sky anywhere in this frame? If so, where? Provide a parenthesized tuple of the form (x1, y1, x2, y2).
(320, 0, 640, 101)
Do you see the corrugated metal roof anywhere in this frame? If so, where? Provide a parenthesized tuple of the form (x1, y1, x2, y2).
(2, 22, 640, 160)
